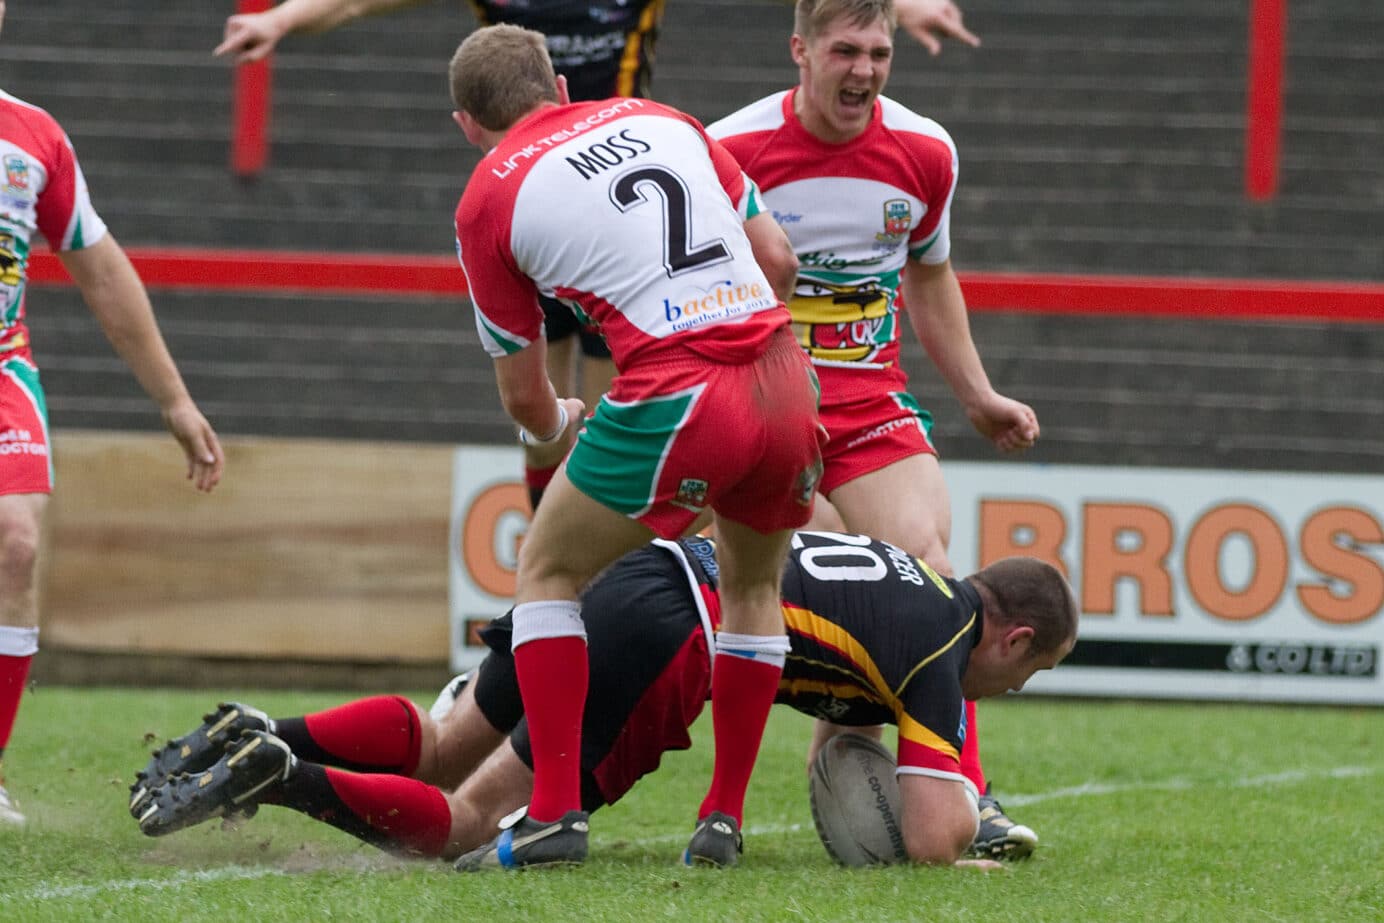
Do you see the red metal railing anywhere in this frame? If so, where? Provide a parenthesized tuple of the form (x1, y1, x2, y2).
(1245, 0, 1286, 200)
(229, 0, 273, 177)
(28, 248, 1384, 322)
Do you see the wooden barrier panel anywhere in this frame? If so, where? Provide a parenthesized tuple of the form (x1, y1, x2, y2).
(40, 430, 452, 665)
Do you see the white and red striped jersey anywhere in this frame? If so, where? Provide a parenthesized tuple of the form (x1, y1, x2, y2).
(456, 98, 790, 371)
(0, 90, 108, 353)
(708, 90, 957, 370)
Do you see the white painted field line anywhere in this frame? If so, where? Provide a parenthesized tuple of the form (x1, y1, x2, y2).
(999, 763, 1380, 808)
(600, 763, 1384, 847)
(8, 764, 1378, 901)
(10, 865, 286, 902)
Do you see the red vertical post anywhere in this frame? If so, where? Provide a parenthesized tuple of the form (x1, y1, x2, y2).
(231, 0, 274, 178)
(1245, 0, 1285, 201)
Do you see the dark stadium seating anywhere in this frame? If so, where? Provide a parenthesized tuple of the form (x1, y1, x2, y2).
(5, 0, 1382, 472)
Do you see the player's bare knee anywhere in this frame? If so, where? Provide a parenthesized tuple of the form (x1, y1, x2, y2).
(0, 514, 40, 592)
(514, 538, 581, 597)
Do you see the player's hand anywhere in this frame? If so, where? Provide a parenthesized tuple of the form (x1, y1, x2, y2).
(966, 393, 1039, 454)
(215, 12, 288, 64)
(162, 400, 225, 492)
(520, 396, 585, 470)
(954, 857, 1007, 871)
(896, 0, 980, 56)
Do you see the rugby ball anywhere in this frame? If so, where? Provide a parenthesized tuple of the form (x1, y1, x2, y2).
(809, 732, 908, 866)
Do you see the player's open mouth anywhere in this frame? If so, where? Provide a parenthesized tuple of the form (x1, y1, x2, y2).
(839, 88, 871, 110)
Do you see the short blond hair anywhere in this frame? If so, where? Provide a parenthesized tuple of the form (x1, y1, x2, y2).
(449, 24, 559, 131)
(793, 0, 896, 41)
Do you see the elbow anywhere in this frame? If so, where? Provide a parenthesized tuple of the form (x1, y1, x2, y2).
(903, 823, 973, 866)
(766, 246, 799, 304)
(905, 842, 965, 867)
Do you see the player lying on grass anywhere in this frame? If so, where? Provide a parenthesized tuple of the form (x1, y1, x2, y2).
(130, 532, 1075, 867)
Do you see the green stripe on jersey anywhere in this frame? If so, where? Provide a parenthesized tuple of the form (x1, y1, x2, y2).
(476, 312, 527, 355)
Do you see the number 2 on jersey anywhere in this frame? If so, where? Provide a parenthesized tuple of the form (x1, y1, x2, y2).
(610, 166, 731, 278)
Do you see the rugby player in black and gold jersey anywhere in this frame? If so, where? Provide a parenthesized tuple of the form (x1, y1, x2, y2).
(132, 531, 1074, 869)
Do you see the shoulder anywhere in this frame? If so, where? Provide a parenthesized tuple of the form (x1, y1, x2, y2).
(706, 91, 792, 141)
(0, 90, 68, 149)
(877, 96, 956, 158)
(0, 90, 57, 125)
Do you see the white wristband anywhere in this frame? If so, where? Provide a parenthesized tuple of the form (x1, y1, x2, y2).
(518, 403, 569, 447)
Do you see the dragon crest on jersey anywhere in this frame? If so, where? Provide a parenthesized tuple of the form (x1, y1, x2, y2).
(3, 156, 28, 191)
(878, 198, 911, 241)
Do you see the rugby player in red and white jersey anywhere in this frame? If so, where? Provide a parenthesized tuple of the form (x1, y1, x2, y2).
(0, 0, 224, 827)
(706, 0, 1042, 859)
(446, 24, 824, 870)
(133, 532, 1077, 868)
(216, 0, 982, 508)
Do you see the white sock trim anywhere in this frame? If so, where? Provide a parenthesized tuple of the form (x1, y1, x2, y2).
(511, 600, 586, 650)
(0, 625, 38, 657)
(714, 631, 790, 667)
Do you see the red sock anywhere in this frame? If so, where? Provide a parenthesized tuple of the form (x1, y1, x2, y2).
(697, 654, 782, 825)
(514, 635, 587, 822)
(958, 699, 986, 792)
(0, 653, 33, 758)
(277, 763, 452, 857)
(275, 695, 423, 776)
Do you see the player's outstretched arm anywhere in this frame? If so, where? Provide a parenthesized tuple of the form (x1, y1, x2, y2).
(57, 235, 224, 492)
(901, 259, 1038, 454)
(215, 0, 437, 63)
(895, 0, 980, 56)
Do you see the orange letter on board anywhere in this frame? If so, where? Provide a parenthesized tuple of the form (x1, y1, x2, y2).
(978, 500, 1068, 577)
(1082, 503, 1175, 616)
(1185, 504, 1288, 621)
(1297, 506, 1384, 625)
(461, 483, 531, 599)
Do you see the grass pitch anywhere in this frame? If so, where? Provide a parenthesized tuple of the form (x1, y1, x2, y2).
(1, 686, 1381, 922)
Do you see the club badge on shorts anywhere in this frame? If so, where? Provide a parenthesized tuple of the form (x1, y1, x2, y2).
(672, 477, 709, 512)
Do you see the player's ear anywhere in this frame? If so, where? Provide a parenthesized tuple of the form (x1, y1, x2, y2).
(1003, 625, 1036, 658)
(790, 33, 808, 67)
(453, 110, 485, 147)
(555, 74, 570, 106)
